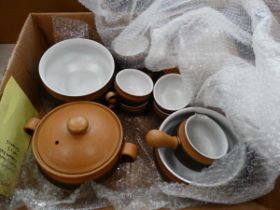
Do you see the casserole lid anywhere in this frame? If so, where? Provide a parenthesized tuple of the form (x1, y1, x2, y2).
(32, 102, 123, 175)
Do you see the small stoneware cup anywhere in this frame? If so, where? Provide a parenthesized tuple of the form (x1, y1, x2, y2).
(106, 69, 154, 112)
(153, 74, 191, 117)
(146, 113, 229, 165)
(39, 38, 115, 101)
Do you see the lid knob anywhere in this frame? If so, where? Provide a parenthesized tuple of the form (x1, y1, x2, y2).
(67, 116, 89, 135)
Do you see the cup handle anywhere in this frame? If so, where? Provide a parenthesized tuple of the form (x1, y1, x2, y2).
(145, 130, 179, 149)
(121, 142, 139, 161)
(105, 91, 118, 109)
(24, 118, 40, 135)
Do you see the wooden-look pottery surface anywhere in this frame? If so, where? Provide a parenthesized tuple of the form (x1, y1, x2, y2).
(39, 38, 115, 102)
(153, 107, 246, 187)
(24, 101, 138, 184)
(155, 149, 184, 183)
(44, 80, 112, 102)
(114, 82, 151, 104)
(152, 101, 170, 119)
(147, 122, 211, 164)
(178, 120, 213, 165)
(120, 101, 149, 113)
(146, 114, 228, 166)
(113, 69, 153, 104)
(105, 69, 154, 110)
(153, 73, 190, 113)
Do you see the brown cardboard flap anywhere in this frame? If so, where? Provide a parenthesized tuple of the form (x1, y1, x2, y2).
(0, 0, 88, 43)
(32, 12, 101, 45)
(0, 14, 48, 110)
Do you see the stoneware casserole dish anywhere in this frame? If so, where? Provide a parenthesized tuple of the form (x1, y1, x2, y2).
(24, 101, 138, 185)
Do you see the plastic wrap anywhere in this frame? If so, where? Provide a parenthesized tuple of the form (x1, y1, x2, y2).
(52, 16, 91, 43)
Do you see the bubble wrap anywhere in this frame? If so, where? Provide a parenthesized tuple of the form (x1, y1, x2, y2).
(52, 16, 91, 43)
(79, 0, 154, 46)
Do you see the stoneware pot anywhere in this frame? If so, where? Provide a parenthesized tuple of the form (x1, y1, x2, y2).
(24, 101, 138, 185)
(146, 113, 229, 165)
(106, 69, 154, 112)
(149, 107, 246, 187)
(153, 74, 191, 117)
(39, 38, 115, 101)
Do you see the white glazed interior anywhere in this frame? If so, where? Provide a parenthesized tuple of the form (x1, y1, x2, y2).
(116, 69, 153, 96)
(39, 38, 115, 97)
(185, 114, 229, 159)
(154, 74, 190, 111)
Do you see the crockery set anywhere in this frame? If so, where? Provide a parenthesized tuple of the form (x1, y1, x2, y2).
(24, 38, 242, 186)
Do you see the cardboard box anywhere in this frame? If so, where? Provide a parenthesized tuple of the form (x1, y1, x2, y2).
(0, 13, 279, 210)
(0, 0, 88, 43)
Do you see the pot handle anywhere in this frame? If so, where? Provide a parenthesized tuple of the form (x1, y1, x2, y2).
(24, 118, 40, 135)
(121, 142, 139, 161)
(105, 91, 118, 109)
(145, 130, 179, 149)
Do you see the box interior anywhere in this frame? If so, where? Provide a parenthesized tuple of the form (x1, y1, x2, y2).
(0, 13, 279, 210)
(0, 0, 88, 43)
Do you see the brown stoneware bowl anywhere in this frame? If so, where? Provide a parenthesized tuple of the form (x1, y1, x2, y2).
(39, 38, 115, 102)
(153, 74, 191, 117)
(24, 101, 138, 185)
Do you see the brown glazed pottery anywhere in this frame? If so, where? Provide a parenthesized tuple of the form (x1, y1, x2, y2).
(146, 114, 228, 165)
(39, 38, 115, 102)
(152, 101, 170, 119)
(105, 69, 154, 111)
(24, 101, 138, 184)
(154, 149, 183, 183)
(153, 74, 191, 116)
(119, 101, 149, 113)
(45, 81, 112, 102)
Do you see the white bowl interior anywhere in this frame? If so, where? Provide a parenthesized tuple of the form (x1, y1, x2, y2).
(116, 69, 153, 96)
(185, 114, 228, 159)
(39, 38, 114, 97)
(154, 74, 190, 111)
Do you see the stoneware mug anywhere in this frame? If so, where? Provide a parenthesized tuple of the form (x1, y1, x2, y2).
(106, 69, 154, 113)
(146, 113, 229, 165)
(39, 38, 115, 101)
